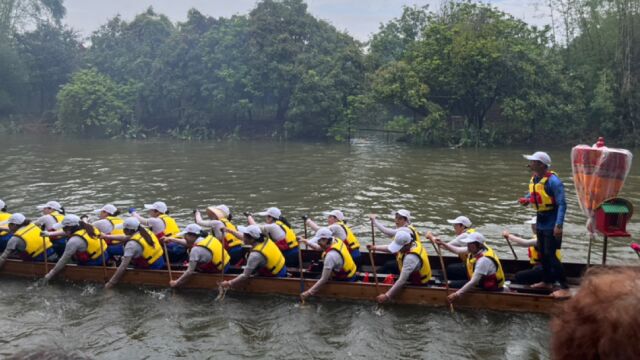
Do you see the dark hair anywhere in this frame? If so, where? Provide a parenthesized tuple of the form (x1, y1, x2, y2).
(227, 211, 233, 221)
(278, 216, 292, 229)
(17, 219, 30, 228)
(254, 233, 266, 243)
(137, 226, 156, 247)
(1, 206, 6, 212)
(164, 209, 170, 215)
(59, 206, 66, 215)
(111, 209, 121, 216)
(198, 230, 209, 238)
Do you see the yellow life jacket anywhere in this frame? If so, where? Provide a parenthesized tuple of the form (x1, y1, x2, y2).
(336, 221, 361, 252)
(407, 225, 421, 243)
(252, 239, 286, 276)
(14, 223, 52, 259)
(0, 211, 11, 236)
(71, 228, 107, 260)
(322, 239, 357, 279)
(275, 220, 298, 249)
(528, 246, 562, 265)
(130, 231, 163, 266)
(158, 214, 181, 237)
(195, 235, 230, 271)
(466, 246, 505, 290)
(528, 171, 558, 212)
(106, 216, 124, 236)
(396, 243, 432, 285)
(42, 211, 65, 231)
(220, 219, 243, 248)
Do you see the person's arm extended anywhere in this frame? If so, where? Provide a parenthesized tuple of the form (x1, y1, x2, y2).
(164, 237, 188, 246)
(305, 267, 332, 295)
(101, 234, 130, 242)
(44, 239, 82, 281)
(42, 230, 65, 238)
(247, 215, 257, 226)
(172, 260, 197, 287)
(0, 248, 13, 269)
(105, 256, 132, 288)
(194, 211, 215, 227)
(550, 176, 567, 227)
(367, 244, 391, 254)
(384, 254, 419, 300)
(454, 272, 481, 296)
(131, 212, 150, 226)
(299, 238, 321, 251)
(227, 253, 262, 287)
(438, 241, 467, 255)
(372, 218, 397, 237)
(306, 219, 320, 231)
(502, 231, 537, 247)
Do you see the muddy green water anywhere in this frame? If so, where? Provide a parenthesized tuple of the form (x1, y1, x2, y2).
(0, 134, 637, 359)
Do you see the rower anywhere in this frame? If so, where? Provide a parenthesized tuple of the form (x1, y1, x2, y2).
(220, 224, 287, 290)
(34, 200, 66, 256)
(194, 205, 244, 265)
(367, 230, 431, 304)
(502, 216, 562, 285)
(429, 216, 475, 283)
(164, 223, 230, 288)
(91, 204, 125, 257)
(520, 151, 570, 297)
(104, 218, 165, 289)
(0, 199, 12, 252)
(247, 207, 299, 267)
(0, 213, 57, 269)
(43, 214, 109, 282)
(305, 210, 362, 266)
(299, 227, 357, 300)
(130, 201, 186, 262)
(369, 209, 420, 273)
(436, 232, 505, 303)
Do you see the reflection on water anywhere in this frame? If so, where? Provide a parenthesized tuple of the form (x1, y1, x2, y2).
(0, 134, 637, 358)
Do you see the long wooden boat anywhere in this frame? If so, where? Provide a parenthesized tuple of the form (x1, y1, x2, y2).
(0, 253, 572, 314)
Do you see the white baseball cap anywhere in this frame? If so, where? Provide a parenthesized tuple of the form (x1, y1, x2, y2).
(0, 199, 5, 209)
(144, 201, 168, 213)
(525, 216, 537, 225)
(388, 230, 413, 254)
(237, 225, 262, 240)
(523, 151, 551, 166)
(460, 232, 486, 244)
(7, 213, 26, 225)
(177, 223, 202, 236)
(123, 217, 140, 230)
(94, 204, 117, 215)
(310, 227, 333, 243)
(37, 201, 62, 212)
(394, 209, 411, 222)
(322, 210, 345, 221)
(216, 205, 230, 218)
(256, 207, 281, 219)
(447, 216, 472, 228)
(53, 214, 81, 229)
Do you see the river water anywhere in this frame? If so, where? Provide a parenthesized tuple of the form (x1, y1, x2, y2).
(0, 134, 638, 359)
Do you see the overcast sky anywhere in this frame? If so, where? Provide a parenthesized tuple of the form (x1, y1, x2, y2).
(63, 0, 552, 42)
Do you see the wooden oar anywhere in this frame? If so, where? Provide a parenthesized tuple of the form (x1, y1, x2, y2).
(99, 234, 108, 283)
(42, 233, 49, 275)
(426, 232, 454, 313)
(369, 220, 380, 294)
(161, 239, 173, 282)
(503, 234, 518, 260)
(298, 219, 308, 302)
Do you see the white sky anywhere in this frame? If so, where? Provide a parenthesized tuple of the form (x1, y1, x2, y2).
(63, 0, 553, 42)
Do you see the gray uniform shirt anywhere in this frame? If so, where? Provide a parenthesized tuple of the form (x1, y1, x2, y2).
(35, 214, 58, 231)
(92, 219, 115, 234)
(123, 240, 144, 258)
(307, 220, 348, 241)
(45, 236, 87, 280)
(174, 238, 214, 286)
(372, 219, 413, 238)
(386, 252, 421, 299)
(262, 223, 287, 241)
(195, 219, 226, 239)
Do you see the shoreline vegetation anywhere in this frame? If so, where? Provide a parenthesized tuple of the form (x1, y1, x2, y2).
(0, 0, 638, 147)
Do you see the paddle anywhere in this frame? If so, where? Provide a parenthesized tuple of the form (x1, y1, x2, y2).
(369, 219, 380, 295)
(41, 233, 48, 275)
(99, 232, 108, 283)
(426, 232, 454, 313)
(502, 233, 519, 260)
(161, 239, 173, 282)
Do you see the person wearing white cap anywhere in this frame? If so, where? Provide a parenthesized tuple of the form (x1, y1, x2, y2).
(247, 207, 300, 267)
(194, 205, 244, 265)
(426, 216, 476, 282)
(163, 223, 230, 288)
(91, 204, 126, 257)
(0, 213, 57, 269)
(104, 217, 165, 289)
(0, 200, 13, 251)
(367, 230, 432, 303)
(34, 200, 67, 256)
(436, 232, 505, 302)
(299, 227, 357, 301)
(521, 151, 569, 297)
(43, 214, 109, 282)
(220, 224, 287, 290)
(304, 210, 362, 266)
(130, 201, 186, 262)
(369, 209, 421, 242)
(502, 217, 563, 285)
